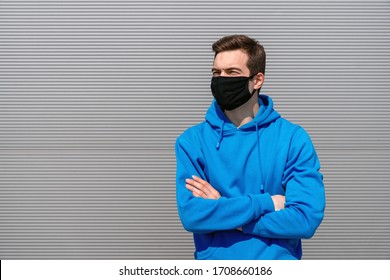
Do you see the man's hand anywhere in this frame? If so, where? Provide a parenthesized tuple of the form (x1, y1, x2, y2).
(271, 195, 285, 211)
(185, 175, 221, 199)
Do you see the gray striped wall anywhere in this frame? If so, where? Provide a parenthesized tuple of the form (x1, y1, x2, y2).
(1, 0, 389, 259)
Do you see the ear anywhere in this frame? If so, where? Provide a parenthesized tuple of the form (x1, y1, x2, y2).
(253, 73, 265, 90)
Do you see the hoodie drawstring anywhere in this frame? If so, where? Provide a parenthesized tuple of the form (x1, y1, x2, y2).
(256, 121, 265, 193)
(215, 119, 265, 193)
(216, 120, 225, 150)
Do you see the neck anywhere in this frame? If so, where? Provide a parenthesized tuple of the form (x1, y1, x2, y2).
(224, 94, 259, 128)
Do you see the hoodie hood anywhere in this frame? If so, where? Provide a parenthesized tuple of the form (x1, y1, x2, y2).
(206, 94, 280, 133)
(206, 94, 281, 149)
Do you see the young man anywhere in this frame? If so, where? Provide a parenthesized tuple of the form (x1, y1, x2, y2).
(175, 34, 325, 260)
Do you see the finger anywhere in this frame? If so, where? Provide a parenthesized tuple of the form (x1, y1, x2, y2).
(208, 186, 221, 198)
(192, 176, 221, 198)
(185, 178, 203, 190)
(186, 178, 213, 197)
(185, 183, 207, 197)
(192, 175, 206, 183)
(186, 184, 207, 198)
(186, 184, 220, 200)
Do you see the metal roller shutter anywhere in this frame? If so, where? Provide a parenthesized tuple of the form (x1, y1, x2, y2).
(1, 0, 389, 259)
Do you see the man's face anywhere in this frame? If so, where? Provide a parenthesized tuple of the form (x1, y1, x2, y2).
(212, 49, 251, 77)
(212, 49, 264, 92)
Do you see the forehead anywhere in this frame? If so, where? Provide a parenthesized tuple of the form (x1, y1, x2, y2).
(213, 49, 249, 70)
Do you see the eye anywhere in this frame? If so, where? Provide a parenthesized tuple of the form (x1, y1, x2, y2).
(227, 71, 240, 76)
(212, 71, 220, 77)
(226, 69, 241, 76)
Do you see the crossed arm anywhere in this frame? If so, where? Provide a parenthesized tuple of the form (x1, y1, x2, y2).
(185, 175, 286, 211)
(176, 128, 325, 238)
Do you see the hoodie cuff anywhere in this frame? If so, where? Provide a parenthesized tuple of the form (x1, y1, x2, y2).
(243, 194, 274, 235)
(248, 193, 275, 219)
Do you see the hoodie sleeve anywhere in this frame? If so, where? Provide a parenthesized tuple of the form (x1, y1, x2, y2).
(175, 132, 275, 234)
(242, 128, 325, 239)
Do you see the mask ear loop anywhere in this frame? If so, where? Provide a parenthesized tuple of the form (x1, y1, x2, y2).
(248, 74, 256, 79)
(248, 73, 259, 96)
(249, 73, 262, 95)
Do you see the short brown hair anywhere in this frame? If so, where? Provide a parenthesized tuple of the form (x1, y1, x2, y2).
(212, 34, 266, 75)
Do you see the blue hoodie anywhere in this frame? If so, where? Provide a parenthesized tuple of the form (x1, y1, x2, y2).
(175, 95, 325, 260)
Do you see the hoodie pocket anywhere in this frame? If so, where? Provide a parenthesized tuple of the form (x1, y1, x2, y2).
(274, 238, 301, 257)
(195, 232, 222, 260)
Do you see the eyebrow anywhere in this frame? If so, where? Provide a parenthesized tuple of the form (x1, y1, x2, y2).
(211, 67, 243, 72)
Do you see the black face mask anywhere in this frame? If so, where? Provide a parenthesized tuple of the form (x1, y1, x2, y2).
(211, 75, 257, 111)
